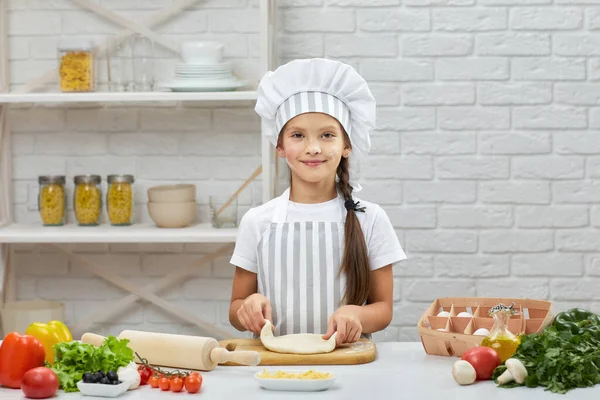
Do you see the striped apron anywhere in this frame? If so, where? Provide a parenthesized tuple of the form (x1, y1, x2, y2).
(256, 189, 347, 336)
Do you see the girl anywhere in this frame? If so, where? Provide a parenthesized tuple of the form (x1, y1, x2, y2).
(228, 58, 406, 345)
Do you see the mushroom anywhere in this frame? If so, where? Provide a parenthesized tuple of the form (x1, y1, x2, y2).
(452, 360, 477, 385)
(497, 358, 528, 385)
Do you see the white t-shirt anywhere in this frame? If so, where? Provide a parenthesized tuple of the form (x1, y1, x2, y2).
(230, 192, 407, 273)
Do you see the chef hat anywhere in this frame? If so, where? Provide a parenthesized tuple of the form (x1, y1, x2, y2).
(255, 58, 376, 192)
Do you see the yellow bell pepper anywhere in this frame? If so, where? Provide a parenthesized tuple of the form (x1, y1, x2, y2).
(25, 320, 73, 364)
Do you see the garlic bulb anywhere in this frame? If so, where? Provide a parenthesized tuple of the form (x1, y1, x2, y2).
(117, 362, 141, 390)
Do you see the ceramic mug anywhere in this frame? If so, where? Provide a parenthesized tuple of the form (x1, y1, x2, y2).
(181, 41, 224, 64)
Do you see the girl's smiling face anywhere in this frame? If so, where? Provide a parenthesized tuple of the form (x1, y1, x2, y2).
(277, 112, 351, 188)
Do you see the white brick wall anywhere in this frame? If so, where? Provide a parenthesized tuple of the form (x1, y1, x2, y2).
(7, 0, 600, 343)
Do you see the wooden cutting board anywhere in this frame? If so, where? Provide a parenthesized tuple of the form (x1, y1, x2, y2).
(218, 338, 377, 366)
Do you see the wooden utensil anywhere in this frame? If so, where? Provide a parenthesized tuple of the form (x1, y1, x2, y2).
(218, 338, 377, 366)
(81, 330, 261, 371)
(216, 164, 262, 216)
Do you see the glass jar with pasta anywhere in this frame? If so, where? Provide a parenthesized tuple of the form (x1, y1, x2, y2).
(57, 38, 95, 92)
(74, 175, 102, 226)
(107, 174, 134, 226)
(38, 175, 66, 226)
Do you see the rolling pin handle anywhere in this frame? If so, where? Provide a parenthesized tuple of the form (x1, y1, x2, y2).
(81, 332, 107, 347)
(210, 347, 261, 366)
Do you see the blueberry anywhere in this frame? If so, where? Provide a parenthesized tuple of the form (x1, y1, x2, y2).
(100, 377, 110, 385)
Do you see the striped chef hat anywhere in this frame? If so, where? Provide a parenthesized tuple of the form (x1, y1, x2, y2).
(255, 58, 376, 192)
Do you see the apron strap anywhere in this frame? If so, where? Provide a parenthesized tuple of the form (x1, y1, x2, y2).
(271, 187, 347, 223)
(271, 188, 291, 223)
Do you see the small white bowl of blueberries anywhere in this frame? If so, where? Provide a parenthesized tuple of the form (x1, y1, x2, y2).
(77, 370, 131, 398)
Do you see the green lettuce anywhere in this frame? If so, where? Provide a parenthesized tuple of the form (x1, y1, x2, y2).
(50, 336, 134, 392)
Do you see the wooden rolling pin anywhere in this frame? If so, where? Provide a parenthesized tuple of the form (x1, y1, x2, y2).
(81, 330, 260, 371)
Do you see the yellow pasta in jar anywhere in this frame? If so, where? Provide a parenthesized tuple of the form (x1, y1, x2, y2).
(256, 369, 333, 380)
(107, 181, 133, 225)
(59, 51, 93, 92)
(74, 175, 102, 226)
(38, 177, 66, 226)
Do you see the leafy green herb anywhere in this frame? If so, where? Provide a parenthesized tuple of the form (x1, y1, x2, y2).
(50, 336, 134, 392)
(492, 325, 600, 394)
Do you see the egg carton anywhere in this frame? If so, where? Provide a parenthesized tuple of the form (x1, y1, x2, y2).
(417, 297, 554, 357)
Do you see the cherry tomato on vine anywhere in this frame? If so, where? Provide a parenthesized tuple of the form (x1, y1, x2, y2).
(185, 374, 202, 394)
(148, 375, 159, 388)
(158, 376, 170, 391)
(170, 376, 184, 392)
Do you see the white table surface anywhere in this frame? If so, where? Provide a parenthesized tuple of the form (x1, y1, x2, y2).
(0, 342, 597, 399)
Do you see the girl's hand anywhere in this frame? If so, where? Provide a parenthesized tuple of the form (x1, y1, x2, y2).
(322, 305, 362, 346)
(237, 293, 272, 335)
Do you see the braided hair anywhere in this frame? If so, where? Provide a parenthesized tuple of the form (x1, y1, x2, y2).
(337, 152, 370, 306)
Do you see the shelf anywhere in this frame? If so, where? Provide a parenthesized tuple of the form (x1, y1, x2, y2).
(0, 90, 258, 105)
(0, 223, 237, 243)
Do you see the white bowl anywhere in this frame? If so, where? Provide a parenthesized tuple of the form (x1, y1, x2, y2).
(181, 41, 224, 64)
(147, 184, 196, 203)
(254, 371, 335, 392)
(77, 380, 131, 398)
(148, 201, 196, 228)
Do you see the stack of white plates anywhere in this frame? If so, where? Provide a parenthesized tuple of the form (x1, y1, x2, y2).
(164, 61, 246, 92)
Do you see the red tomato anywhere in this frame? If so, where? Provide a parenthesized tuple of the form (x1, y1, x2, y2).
(0, 332, 46, 388)
(21, 367, 59, 399)
(148, 375, 159, 388)
(185, 374, 202, 394)
(461, 346, 501, 381)
(137, 365, 152, 385)
(158, 376, 170, 391)
(170, 377, 184, 392)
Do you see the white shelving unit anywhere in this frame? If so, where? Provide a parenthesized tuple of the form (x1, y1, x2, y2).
(0, 0, 277, 340)
(0, 223, 238, 244)
(0, 91, 258, 104)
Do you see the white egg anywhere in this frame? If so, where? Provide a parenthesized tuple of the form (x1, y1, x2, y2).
(457, 311, 473, 318)
(473, 328, 490, 336)
(437, 311, 451, 317)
